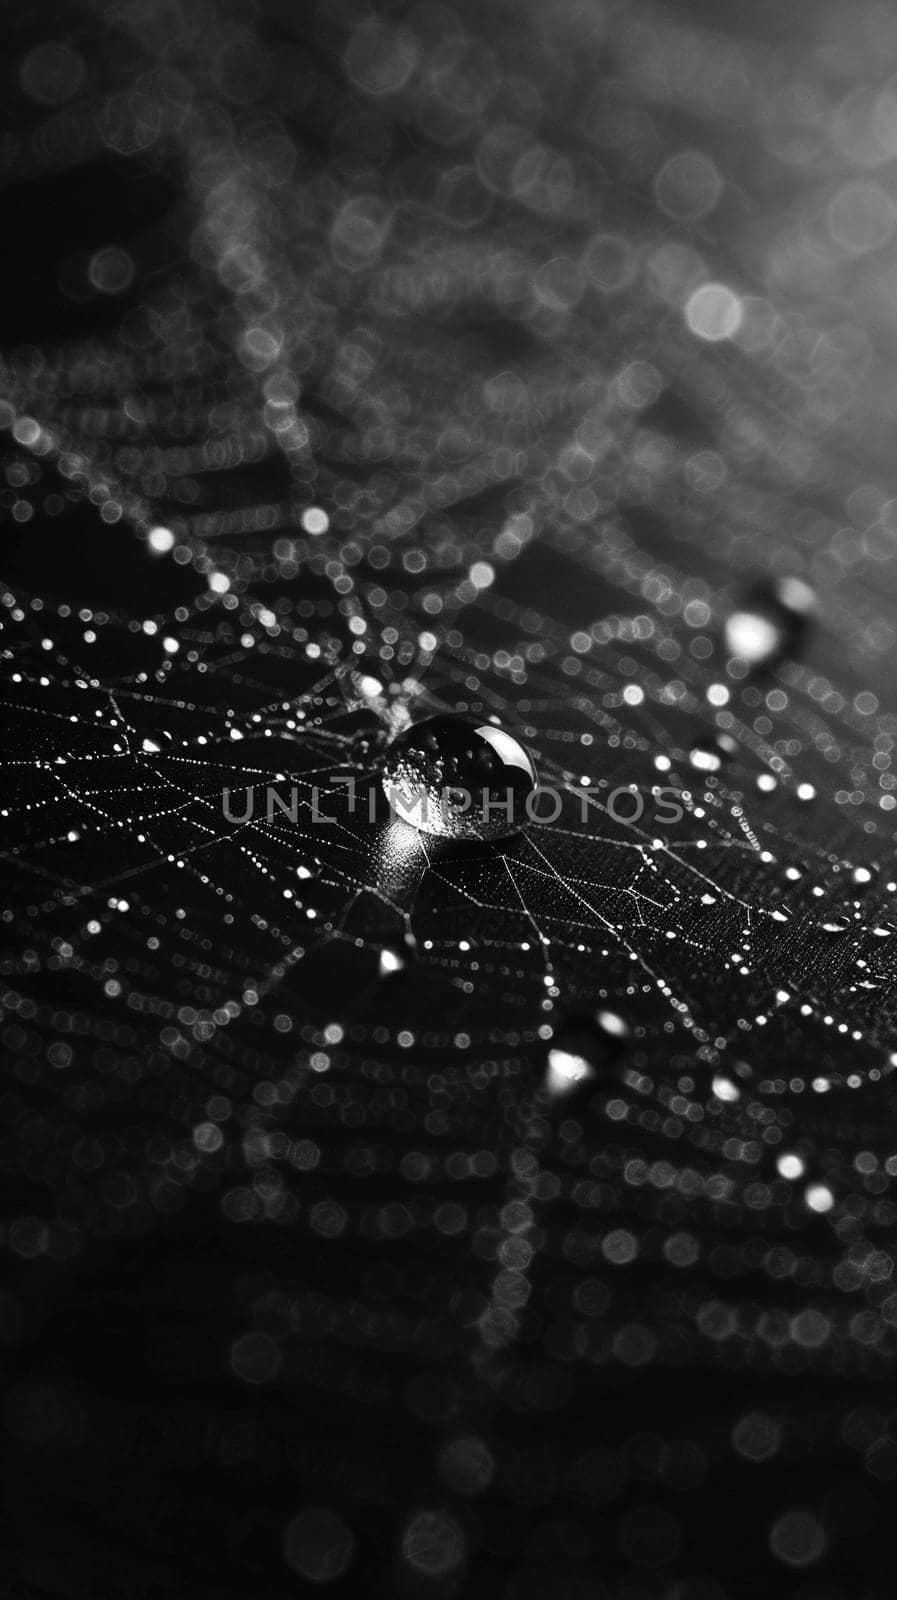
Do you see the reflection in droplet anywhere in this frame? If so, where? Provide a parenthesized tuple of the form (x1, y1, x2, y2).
(368, 818, 430, 913)
(382, 714, 537, 841)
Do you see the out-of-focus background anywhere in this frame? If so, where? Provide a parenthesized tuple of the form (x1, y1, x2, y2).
(2, 2, 897, 1596)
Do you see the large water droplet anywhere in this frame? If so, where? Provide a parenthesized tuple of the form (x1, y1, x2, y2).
(382, 715, 537, 841)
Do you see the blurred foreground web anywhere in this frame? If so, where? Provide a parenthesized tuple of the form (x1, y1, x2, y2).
(1, 2, 897, 1596)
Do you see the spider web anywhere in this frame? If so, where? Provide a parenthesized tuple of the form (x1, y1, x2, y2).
(2, 0, 897, 1592)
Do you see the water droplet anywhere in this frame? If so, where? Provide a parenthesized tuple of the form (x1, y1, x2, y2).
(712, 1074, 740, 1102)
(724, 577, 815, 668)
(689, 743, 722, 774)
(689, 731, 737, 772)
(546, 1010, 628, 1095)
(141, 730, 174, 753)
(596, 1008, 630, 1041)
(382, 715, 537, 841)
(301, 506, 329, 535)
(547, 1047, 592, 1090)
(378, 933, 416, 977)
(359, 674, 383, 697)
(805, 1182, 834, 1214)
